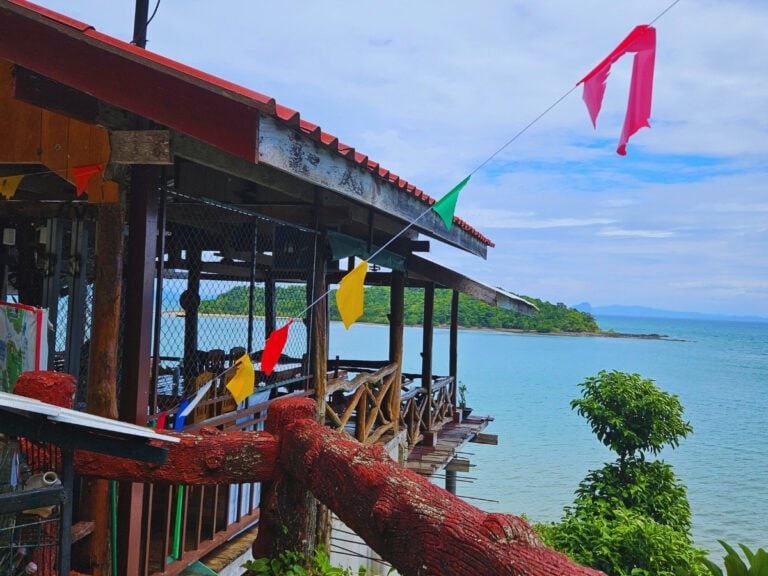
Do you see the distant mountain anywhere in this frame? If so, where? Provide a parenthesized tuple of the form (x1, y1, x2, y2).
(573, 302, 767, 323)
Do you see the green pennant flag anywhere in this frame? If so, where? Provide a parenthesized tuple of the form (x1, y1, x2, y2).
(432, 175, 471, 230)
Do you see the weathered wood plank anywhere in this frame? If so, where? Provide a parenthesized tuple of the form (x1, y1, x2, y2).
(446, 458, 472, 473)
(408, 254, 537, 315)
(258, 116, 488, 258)
(40, 108, 70, 173)
(109, 130, 172, 164)
(471, 433, 499, 445)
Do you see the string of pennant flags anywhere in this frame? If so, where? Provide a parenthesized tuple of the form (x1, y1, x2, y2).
(0, 163, 106, 200)
(0, 1, 679, 414)
(164, 8, 675, 414)
(224, 16, 666, 406)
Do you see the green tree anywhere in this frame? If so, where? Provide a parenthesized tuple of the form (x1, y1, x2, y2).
(571, 370, 693, 468)
(539, 370, 707, 576)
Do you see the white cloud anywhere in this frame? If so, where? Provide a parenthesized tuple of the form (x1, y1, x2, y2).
(598, 227, 676, 239)
(31, 0, 768, 316)
(461, 209, 615, 230)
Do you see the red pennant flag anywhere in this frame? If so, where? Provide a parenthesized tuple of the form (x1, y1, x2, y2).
(578, 25, 656, 155)
(71, 164, 104, 196)
(156, 412, 168, 430)
(262, 321, 293, 376)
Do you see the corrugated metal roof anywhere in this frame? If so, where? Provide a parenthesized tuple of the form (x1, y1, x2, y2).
(1, 0, 494, 248)
(0, 391, 180, 443)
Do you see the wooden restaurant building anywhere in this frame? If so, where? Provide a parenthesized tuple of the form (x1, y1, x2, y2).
(0, 1, 539, 574)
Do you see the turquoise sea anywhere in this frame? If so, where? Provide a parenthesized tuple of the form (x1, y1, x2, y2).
(159, 313, 767, 554)
(329, 315, 768, 556)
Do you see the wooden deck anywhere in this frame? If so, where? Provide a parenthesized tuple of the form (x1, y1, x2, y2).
(405, 415, 494, 477)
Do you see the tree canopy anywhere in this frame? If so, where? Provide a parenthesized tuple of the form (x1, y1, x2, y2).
(198, 284, 601, 333)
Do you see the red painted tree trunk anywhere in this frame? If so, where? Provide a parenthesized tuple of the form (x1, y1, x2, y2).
(17, 375, 604, 575)
(14, 372, 278, 485)
(262, 398, 605, 576)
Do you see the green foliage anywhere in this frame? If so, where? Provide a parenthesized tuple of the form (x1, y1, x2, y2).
(571, 370, 693, 464)
(571, 459, 692, 532)
(199, 285, 308, 318)
(243, 548, 392, 576)
(703, 542, 768, 576)
(343, 285, 599, 332)
(542, 506, 708, 576)
(198, 284, 600, 333)
(243, 548, 349, 576)
(538, 371, 706, 576)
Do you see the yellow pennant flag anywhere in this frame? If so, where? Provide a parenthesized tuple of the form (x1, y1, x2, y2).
(336, 260, 368, 330)
(0, 175, 24, 200)
(226, 353, 255, 405)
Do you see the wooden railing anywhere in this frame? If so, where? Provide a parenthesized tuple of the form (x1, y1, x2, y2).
(398, 375, 456, 446)
(139, 381, 312, 576)
(136, 361, 456, 574)
(325, 360, 457, 448)
(325, 363, 399, 445)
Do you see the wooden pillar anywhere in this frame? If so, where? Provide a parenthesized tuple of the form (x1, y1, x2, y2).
(310, 234, 327, 417)
(265, 269, 276, 337)
(445, 468, 457, 495)
(388, 271, 405, 432)
(121, 165, 160, 423)
(80, 200, 123, 575)
(119, 164, 161, 576)
(422, 282, 435, 437)
(253, 399, 319, 561)
(40, 218, 64, 366)
(181, 247, 202, 384)
(64, 219, 89, 379)
(310, 231, 331, 552)
(450, 289, 459, 408)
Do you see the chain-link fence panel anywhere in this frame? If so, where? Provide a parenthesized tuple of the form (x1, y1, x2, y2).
(151, 192, 317, 418)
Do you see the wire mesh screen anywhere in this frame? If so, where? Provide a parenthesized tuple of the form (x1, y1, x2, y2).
(44, 217, 95, 410)
(0, 438, 63, 576)
(151, 192, 316, 417)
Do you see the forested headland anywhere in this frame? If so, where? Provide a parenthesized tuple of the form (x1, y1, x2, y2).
(198, 285, 602, 334)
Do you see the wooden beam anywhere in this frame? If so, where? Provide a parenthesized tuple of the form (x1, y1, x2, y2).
(408, 254, 537, 316)
(470, 433, 499, 445)
(445, 458, 472, 473)
(109, 130, 172, 165)
(12, 65, 135, 128)
(259, 116, 488, 258)
(409, 239, 430, 253)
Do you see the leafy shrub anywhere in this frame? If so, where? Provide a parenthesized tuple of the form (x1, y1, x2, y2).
(243, 547, 392, 576)
(244, 548, 349, 576)
(703, 541, 768, 576)
(539, 370, 707, 576)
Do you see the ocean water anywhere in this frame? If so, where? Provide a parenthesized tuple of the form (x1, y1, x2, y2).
(159, 314, 768, 553)
(329, 316, 768, 555)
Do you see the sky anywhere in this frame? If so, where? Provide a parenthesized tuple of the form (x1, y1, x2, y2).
(34, 0, 768, 317)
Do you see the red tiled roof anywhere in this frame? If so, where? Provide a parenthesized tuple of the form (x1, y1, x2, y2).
(1, 0, 494, 248)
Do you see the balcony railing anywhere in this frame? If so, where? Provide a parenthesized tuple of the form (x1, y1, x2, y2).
(135, 360, 456, 575)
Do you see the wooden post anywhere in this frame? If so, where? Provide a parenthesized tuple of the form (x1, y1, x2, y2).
(253, 400, 319, 561)
(422, 282, 435, 438)
(388, 271, 405, 434)
(80, 200, 123, 575)
(445, 468, 457, 495)
(450, 289, 459, 408)
(310, 229, 331, 551)
(265, 270, 276, 337)
(119, 164, 161, 576)
(181, 247, 202, 385)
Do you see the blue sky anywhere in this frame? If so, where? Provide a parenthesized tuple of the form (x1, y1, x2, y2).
(36, 1, 768, 317)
